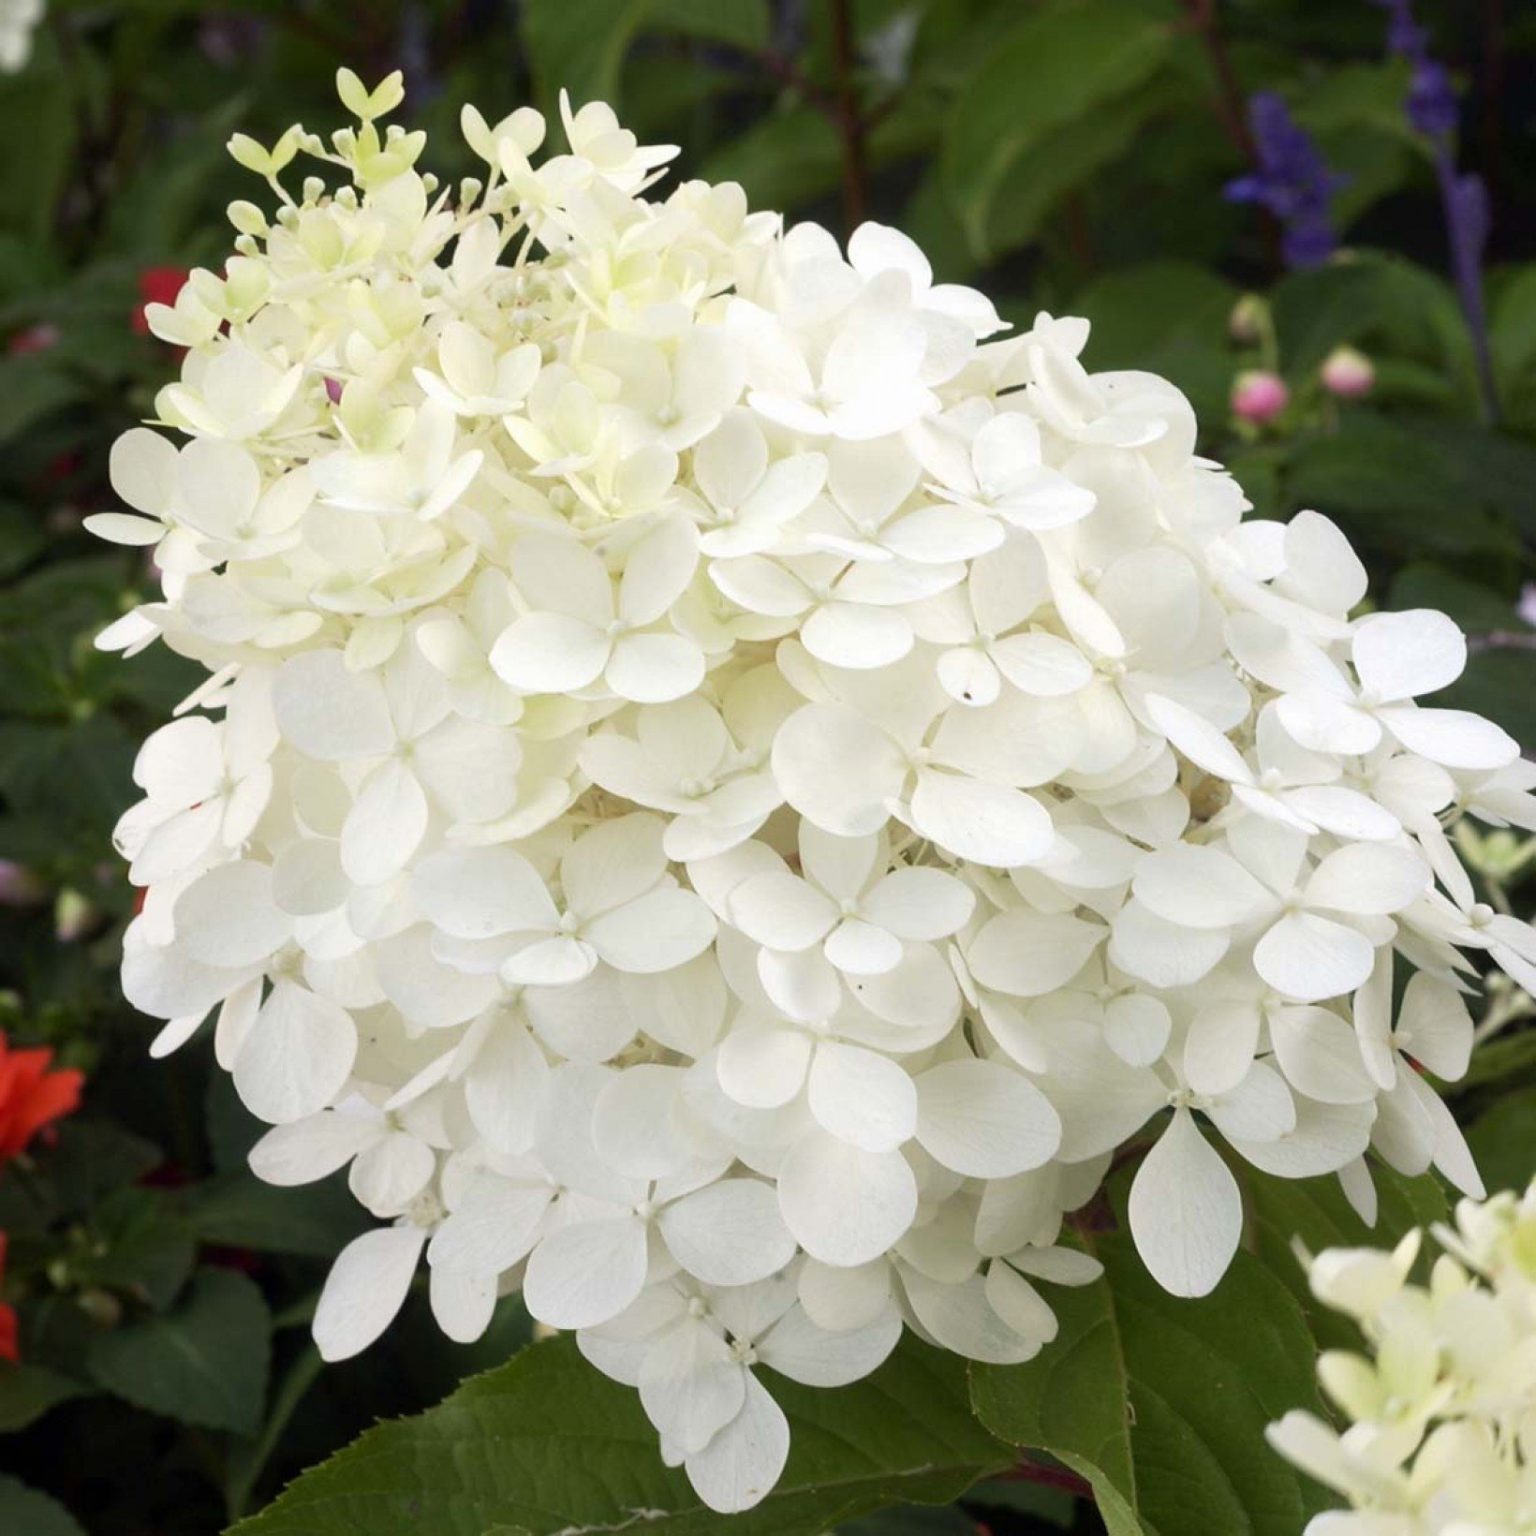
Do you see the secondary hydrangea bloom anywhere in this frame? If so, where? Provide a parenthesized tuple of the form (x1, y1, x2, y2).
(97, 71, 1536, 1514)
(1269, 1179, 1536, 1533)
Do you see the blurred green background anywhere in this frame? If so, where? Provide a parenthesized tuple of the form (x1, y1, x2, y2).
(0, 2, 1533, 1533)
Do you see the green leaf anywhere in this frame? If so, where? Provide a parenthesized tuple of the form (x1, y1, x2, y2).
(700, 109, 843, 216)
(1244, 1164, 1447, 1353)
(87, 1269, 272, 1435)
(970, 1232, 1327, 1536)
(1270, 257, 1477, 400)
(0, 1475, 87, 1536)
(941, 0, 1175, 258)
(1283, 413, 1524, 564)
(0, 1120, 161, 1231)
(0, 1362, 89, 1433)
(1468, 1087, 1536, 1199)
(521, 0, 652, 113)
(184, 1170, 371, 1258)
(1075, 261, 1239, 427)
(650, 0, 769, 49)
(978, 76, 1176, 268)
(75, 1187, 196, 1310)
(229, 1334, 1008, 1536)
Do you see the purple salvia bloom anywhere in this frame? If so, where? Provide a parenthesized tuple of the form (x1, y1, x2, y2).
(1224, 92, 1346, 270)
(1370, 0, 1499, 421)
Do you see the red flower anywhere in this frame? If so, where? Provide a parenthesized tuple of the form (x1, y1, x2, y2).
(0, 1233, 17, 1363)
(0, 1035, 83, 1163)
(132, 267, 190, 336)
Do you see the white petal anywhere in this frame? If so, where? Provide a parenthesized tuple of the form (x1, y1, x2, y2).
(1108, 900, 1229, 989)
(909, 770, 1051, 866)
(1376, 705, 1518, 771)
(522, 1217, 649, 1329)
(428, 1176, 551, 1274)
(1103, 995, 1172, 1067)
(234, 982, 357, 1125)
(684, 1374, 790, 1516)
(716, 1024, 812, 1109)
(489, 613, 608, 694)
(592, 1063, 690, 1181)
(1304, 843, 1427, 916)
(176, 861, 289, 967)
(1132, 845, 1267, 929)
(638, 1319, 744, 1456)
(801, 602, 913, 670)
(806, 1040, 917, 1152)
(659, 1179, 797, 1285)
(1352, 609, 1464, 703)
(729, 870, 838, 951)
(606, 632, 706, 704)
(430, 1265, 497, 1344)
(313, 1226, 425, 1361)
(861, 867, 974, 940)
(1128, 1109, 1241, 1298)
(967, 909, 1104, 998)
(777, 1131, 917, 1266)
(248, 1111, 380, 1186)
(772, 704, 906, 836)
(273, 650, 393, 761)
(758, 1304, 900, 1387)
(341, 760, 428, 886)
(1254, 913, 1376, 1003)
(914, 1059, 1061, 1177)
(585, 888, 716, 974)
(413, 845, 558, 939)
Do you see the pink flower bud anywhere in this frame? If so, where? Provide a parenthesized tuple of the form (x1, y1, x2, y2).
(1231, 369, 1289, 426)
(1319, 345, 1375, 399)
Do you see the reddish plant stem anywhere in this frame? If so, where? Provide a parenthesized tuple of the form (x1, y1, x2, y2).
(997, 1455, 1095, 1500)
(828, 0, 869, 233)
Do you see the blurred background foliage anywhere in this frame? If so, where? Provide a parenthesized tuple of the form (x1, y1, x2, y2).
(0, 1, 1533, 1533)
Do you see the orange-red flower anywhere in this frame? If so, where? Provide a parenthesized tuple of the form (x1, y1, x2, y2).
(0, 1035, 83, 1162)
(0, 1233, 17, 1362)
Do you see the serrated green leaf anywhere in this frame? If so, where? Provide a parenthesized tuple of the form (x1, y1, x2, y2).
(0, 1474, 87, 1536)
(941, 0, 1175, 257)
(970, 1232, 1327, 1536)
(229, 1334, 1008, 1536)
(87, 1269, 271, 1435)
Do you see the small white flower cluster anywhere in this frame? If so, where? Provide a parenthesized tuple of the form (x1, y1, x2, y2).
(0, 0, 43, 73)
(1269, 1181, 1536, 1534)
(98, 71, 1536, 1513)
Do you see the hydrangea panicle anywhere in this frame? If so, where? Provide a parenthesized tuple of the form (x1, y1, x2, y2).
(1269, 1179, 1536, 1533)
(96, 71, 1536, 1515)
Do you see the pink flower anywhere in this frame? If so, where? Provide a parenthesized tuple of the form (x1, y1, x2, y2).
(1231, 369, 1290, 425)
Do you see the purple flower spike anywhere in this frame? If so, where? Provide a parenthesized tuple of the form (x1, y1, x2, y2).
(1224, 92, 1346, 270)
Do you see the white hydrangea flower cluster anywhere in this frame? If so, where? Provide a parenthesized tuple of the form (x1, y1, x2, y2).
(1268, 1180, 1536, 1534)
(96, 71, 1536, 1513)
